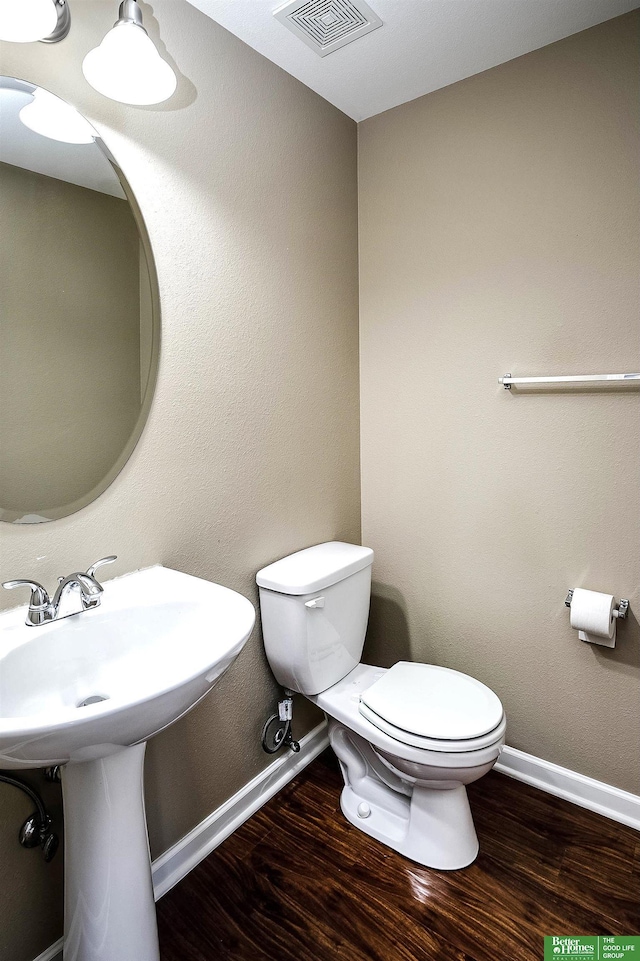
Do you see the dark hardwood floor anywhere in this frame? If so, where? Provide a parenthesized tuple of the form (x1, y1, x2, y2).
(157, 750, 640, 961)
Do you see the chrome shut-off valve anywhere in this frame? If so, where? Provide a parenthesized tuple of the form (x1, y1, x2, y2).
(261, 691, 300, 755)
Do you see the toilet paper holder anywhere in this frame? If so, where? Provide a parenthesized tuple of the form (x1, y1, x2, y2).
(565, 590, 629, 619)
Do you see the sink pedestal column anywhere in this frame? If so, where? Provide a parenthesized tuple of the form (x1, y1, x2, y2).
(61, 742, 159, 961)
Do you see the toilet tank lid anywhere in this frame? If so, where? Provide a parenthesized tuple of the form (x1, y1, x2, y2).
(256, 542, 373, 595)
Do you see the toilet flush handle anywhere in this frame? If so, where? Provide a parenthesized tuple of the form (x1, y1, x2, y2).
(305, 596, 325, 609)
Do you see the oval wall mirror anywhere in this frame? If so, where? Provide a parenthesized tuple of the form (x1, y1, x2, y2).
(0, 77, 160, 524)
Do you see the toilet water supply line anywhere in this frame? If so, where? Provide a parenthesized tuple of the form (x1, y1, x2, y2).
(0, 771, 60, 861)
(261, 691, 301, 754)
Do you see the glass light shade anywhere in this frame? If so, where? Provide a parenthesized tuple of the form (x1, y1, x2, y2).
(82, 21, 177, 106)
(0, 0, 58, 42)
(19, 88, 96, 143)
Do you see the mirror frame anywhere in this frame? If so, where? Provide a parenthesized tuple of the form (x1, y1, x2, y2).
(0, 77, 161, 524)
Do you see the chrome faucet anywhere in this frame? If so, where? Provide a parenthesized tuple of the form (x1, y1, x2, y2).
(2, 556, 117, 626)
(52, 570, 104, 612)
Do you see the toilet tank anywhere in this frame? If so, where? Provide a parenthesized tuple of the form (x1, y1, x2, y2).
(257, 542, 374, 696)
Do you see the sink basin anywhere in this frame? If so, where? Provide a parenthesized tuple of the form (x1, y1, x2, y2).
(0, 565, 255, 768)
(0, 564, 255, 961)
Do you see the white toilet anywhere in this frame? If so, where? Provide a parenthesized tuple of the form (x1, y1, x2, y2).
(257, 541, 506, 870)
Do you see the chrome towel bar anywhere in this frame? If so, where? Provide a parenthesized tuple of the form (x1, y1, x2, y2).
(499, 372, 640, 390)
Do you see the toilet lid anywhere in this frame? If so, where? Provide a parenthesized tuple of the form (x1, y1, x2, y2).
(359, 662, 503, 741)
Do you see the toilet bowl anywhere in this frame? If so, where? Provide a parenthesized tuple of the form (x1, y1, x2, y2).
(312, 662, 505, 869)
(257, 542, 506, 870)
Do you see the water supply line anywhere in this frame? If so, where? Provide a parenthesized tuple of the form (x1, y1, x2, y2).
(0, 772, 60, 861)
(261, 690, 301, 755)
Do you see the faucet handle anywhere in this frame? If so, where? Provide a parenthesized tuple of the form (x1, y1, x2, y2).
(2, 579, 50, 605)
(86, 556, 117, 579)
(2, 580, 53, 626)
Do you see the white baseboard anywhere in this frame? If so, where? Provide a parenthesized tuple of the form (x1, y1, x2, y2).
(32, 721, 329, 961)
(32, 941, 63, 961)
(495, 745, 640, 831)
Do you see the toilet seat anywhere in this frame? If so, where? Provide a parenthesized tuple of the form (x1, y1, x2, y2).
(359, 661, 504, 753)
(313, 663, 506, 766)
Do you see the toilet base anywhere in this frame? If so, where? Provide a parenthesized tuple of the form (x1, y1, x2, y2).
(329, 720, 480, 870)
(339, 781, 478, 870)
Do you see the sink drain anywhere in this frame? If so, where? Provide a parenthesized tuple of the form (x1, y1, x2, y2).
(77, 695, 109, 708)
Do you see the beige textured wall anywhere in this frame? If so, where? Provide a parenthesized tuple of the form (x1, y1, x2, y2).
(0, 161, 141, 517)
(0, 3, 358, 959)
(359, 13, 640, 795)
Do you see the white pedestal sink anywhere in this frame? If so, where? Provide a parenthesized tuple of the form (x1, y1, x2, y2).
(0, 566, 255, 961)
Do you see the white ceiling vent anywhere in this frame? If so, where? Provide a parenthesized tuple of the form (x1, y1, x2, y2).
(273, 0, 382, 58)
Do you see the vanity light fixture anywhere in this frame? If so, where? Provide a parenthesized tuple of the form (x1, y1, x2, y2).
(0, 0, 70, 43)
(82, 0, 177, 106)
(19, 87, 96, 143)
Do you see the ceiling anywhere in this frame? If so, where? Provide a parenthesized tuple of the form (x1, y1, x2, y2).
(187, 0, 639, 121)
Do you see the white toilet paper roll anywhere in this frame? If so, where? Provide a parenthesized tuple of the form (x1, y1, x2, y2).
(569, 588, 616, 647)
